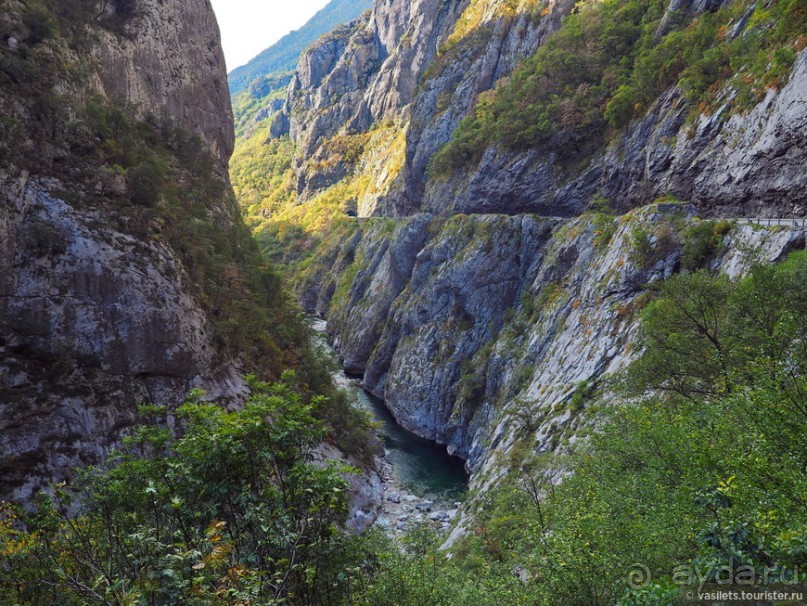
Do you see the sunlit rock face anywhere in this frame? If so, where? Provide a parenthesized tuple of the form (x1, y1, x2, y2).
(229, 0, 807, 536)
(274, 0, 806, 217)
(300, 206, 805, 473)
(89, 0, 235, 167)
(280, 0, 806, 479)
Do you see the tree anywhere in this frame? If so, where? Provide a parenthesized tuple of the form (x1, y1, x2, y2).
(0, 376, 362, 605)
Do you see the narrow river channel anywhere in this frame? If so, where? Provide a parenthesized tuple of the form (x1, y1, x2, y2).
(310, 319, 468, 510)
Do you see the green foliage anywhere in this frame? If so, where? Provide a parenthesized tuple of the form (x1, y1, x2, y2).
(531, 281, 564, 315)
(0, 378, 369, 605)
(680, 219, 731, 270)
(590, 194, 613, 214)
(631, 221, 680, 268)
(430, 0, 667, 174)
(631, 225, 654, 262)
(231, 130, 297, 222)
(127, 159, 166, 206)
(22, 4, 57, 44)
(628, 270, 735, 398)
(430, 0, 807, 176)
(235, 124, 404, 279)
(592, 211, 618, 248)
(568, 379, 595, 412)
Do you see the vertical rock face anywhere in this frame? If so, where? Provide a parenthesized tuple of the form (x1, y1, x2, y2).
(363, 215, 552, 451)
(89, 0, 235, 167)
(275, 0, 807, 488)
(0, 0, 244, 500)
(0, 175, 246, 501)
(241, 0, 807, 534)
(273, 0, 806, 217)
(301, 209, 806, 474)
(275, 0, 470, 202)
(423, 49, 807, 217)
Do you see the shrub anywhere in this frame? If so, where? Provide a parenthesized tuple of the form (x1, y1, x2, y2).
(631, 226, 653, 264)
(592, 212, 617, 249)
(0, 378, 366, 605)
(680, 220, 727, 270)
(631, 222, 679, 268)
(22, 5, 57, 44)
(568, 379, 595, 412)
(127, 159, 166, 206)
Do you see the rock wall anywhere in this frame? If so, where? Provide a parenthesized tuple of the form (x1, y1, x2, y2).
(273, 0, 806, 218)
(0, 174, 245, 501)
(89, 0, 235, 167)
(0, 0, 241, 500)
(424, 50, 807, 218)
(240, 0, 807, 533)
(301, 207, 805, 479)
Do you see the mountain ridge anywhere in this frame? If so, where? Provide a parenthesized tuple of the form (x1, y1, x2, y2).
(227, 0, 373, 96)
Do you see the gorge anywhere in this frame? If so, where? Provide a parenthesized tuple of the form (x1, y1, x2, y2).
(233, 0, 807, 528)
(0, 0, 805, 603)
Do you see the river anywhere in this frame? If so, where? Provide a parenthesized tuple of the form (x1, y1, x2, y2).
(310, 319, 467, 516)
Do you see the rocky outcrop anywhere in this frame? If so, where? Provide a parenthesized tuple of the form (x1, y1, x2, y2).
(423, 49, 807, 217)
(0, 0, 241, 500)
(0, 174, 245, 501)
(362, 214, 553, 457)
(89, 0, 235, 167)
(302, 208, 805, 473)
(273, 0, 472, 201)
(272, 0, 806, 217)
(599, 53, 807, 216)
(246, 0, 807, 537)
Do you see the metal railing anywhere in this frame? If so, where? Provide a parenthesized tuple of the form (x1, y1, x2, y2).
(734, 218, 807, 229)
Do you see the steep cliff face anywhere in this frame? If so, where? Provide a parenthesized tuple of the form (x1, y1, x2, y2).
(238, 0, 807, 534)
(270, 0, 806, 217)
(275, 0, 470, 208)
(228, 0, 373, 97)
(423, 50, 807, 217)
(88, 0, 235, 166)
(300, 208, 805, 474)
(0, 174, 245, 500)
(0, 0, 267, 500)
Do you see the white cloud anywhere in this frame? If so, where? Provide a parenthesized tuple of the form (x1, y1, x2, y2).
(210, 0, 331, 70)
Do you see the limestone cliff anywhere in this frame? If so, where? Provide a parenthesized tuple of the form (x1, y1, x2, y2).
(0, 174, 244, 500)
(270, 0, 806, 217)
(88, 0, 235, 166)
(245, 0, 807, 527)
(301, 208, 805, 468)
(0, 0, 279, 500)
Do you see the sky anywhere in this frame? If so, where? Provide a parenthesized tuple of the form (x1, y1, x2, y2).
(210, 0, 331, 71)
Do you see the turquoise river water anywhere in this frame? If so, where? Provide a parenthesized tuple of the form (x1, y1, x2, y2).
(311, 320, 467, 504)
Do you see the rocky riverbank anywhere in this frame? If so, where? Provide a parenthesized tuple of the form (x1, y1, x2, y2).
(312, 319, 465, 536)
(374, 454, 461, 535)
